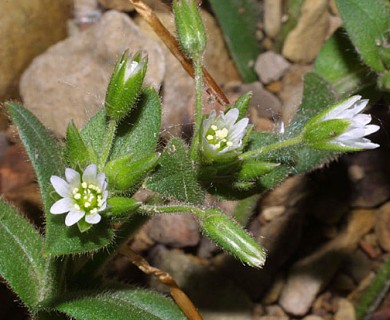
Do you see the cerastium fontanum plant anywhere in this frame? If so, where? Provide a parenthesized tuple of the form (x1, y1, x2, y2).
(1, 0, 387, 319)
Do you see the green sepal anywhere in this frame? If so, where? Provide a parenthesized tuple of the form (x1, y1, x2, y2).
(104, 153, 159, 191)
(66, 120, 96, 169)
(104, 197, 141, 219)
(173, 0, 207, 59)
(303, 119, 350, 148)
(377, 70, 390, 92)
(77, 219, 93, 233)
(238, 160, 280, 181)
(200, 209, 266, 268)
(225, 91, 253, 120)
(105, 50, 148, 121)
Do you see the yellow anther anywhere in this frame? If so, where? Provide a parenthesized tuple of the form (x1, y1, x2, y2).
(81, 182, 88, 189)
(72, 188, 79, 194)
(84, 202, 91, 208)
(226, 141, 233, 147)
(206, 135, 214, 140)
(74, 204, 80, 210)
(74, 193, 81, 200)
(215, 128, 229, 139)
(211, 125, 218, 131)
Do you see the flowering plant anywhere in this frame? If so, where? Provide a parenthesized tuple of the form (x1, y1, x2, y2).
(0, 0, 386, 319)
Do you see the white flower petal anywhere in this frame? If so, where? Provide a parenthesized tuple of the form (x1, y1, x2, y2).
(224, 108, 239, 127)
(50, 176, 71, 197)
(97, 173, 106, 189)
(65, 210, 85, 226)
(364, 124, 380, 136)
(50, 198, 73, 214)
(83, 164, 97, 184)
(65, 168, 80, 188)
(85, 213, 101, 224)
(323, 95, 361, 120)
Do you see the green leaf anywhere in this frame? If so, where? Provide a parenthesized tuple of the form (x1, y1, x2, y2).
(336, 0, 390, 72)
(110, 87, 161, 161)
(66, 121, 96, 169)
(7, 103, 114, 256)
(145, 138, 203, 204)
(0, 200, 58, 310)
(54, 288, 186, 320)
(80, 109, 106, 158)
(313, 29, 376, 97)
(209, 0, 260, 82)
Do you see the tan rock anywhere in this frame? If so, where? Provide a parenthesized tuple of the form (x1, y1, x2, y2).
(264, 0, 283, 38)
(282, 0, 330, 63)
(20, 10, 165, 137)
(0, 0, 72, 100)
(376, 202, 390, 251)
(334, 298, 355, 320)
(98, 0, 134, 11)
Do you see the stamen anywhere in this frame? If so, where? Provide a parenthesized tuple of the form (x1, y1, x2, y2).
(207, 135, 214, 140)
(84, 202, 91, 208)
(81, 182, 88, 189)
(74, 193, 81, 200)
(211, 125, 218, 131)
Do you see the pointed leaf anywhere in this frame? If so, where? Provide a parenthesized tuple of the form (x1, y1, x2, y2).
(336, 0, 390, 72)
(0, 200, 58, 310)
(54, 288, 186, 320)
(145, 138, 203, 204)
(7, 103, 114, 255)
(110, 87, 161, 161)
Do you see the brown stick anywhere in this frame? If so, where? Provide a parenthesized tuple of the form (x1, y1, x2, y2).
(129, 0, 230, 107)
(122, 248, 203, 320)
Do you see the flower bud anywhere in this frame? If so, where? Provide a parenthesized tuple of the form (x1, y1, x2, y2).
(200, 209, 266, 268)
(104, 197, 141, 219)
(302, 95, 380, 151)
(104, 153, 159, 191)
(238, 160, 280, 181)
(105, 50, 148, 121)
(173, 0, 207, 60)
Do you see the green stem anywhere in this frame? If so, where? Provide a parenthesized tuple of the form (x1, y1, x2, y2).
(139, 204, 205, 217)
(99, 119, 117, 170)
(190, 55, 204, 158)
(239, 136, 302, 160)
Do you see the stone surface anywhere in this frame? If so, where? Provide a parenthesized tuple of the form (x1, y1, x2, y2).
(149, 246, 253, 320)
(147, 215, 201, 248)
(279, 65, 312, 125)
(279, 209, 375, 316)
(376, 202, 390, 251)
(282, 0, 330, 63)
(136, 10, 239, 137)
(334, 298, 355, 320)
(255, 51, 291, 84)
(263, 0, 283, 38)
(98, 0, 134, 11)
(20, 11, 165, 137)
(0, 0, 72, 100)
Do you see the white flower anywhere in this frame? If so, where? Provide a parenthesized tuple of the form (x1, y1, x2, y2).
(50, 164, 108, 227)
(319, 95, 379, 150)
(201, 108, 249, 157)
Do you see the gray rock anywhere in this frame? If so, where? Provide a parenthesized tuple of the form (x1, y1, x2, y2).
(255, 51, 290, 84)
(20, 10, 165, 137)
(147, 215, 201, 248)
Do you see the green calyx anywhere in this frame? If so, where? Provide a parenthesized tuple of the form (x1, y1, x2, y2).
(173, 0, 207, 60)
(105, 50, 148, 121)
(303, 119, 350, 147)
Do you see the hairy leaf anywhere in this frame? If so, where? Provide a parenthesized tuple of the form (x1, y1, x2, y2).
(0, 200, 57, 310)
(54, 288, 186, 320)
(336, 0, 390, 72)
(145, 138, 203, 204)
(110, 87, 161, 161)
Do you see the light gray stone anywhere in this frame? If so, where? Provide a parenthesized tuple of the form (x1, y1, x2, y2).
(20, 10, 165, 137)
(255, 51, 291, 84)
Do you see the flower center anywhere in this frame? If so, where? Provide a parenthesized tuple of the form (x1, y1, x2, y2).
(72, 182, 104, 215)
(206, 124, 233, 151)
